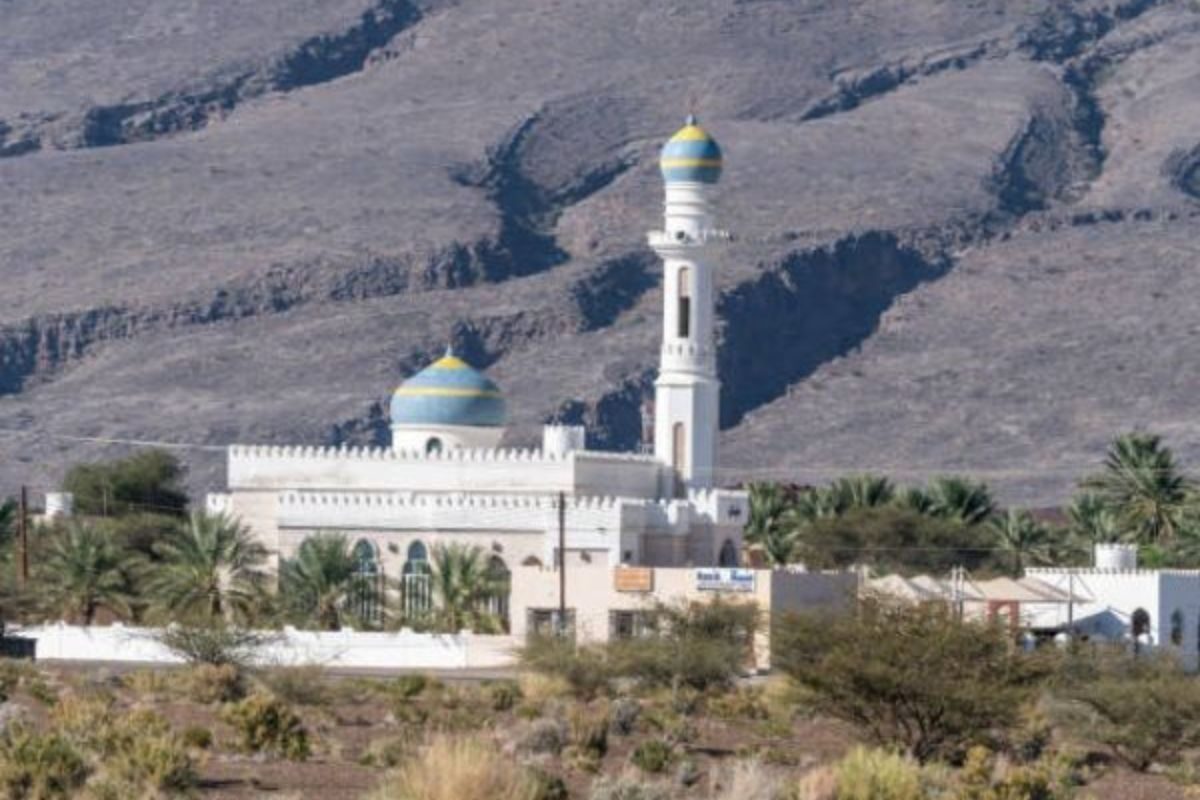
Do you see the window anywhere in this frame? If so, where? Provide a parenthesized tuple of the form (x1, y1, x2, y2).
(527, 609, 575, 640)
(718, 539, 739, 567)
(350, 540, 382, 626)
(425, 437, 443, 455)
(401, 540, 432, 619)
(609, 610, 657, 640)
(672, 422, 687, 496)
(677, 267, 691, 338)
(1171, 609, 1184, 646)
(485, 556, 512, 632)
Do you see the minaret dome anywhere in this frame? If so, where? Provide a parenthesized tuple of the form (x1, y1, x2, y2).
(659, 114, 723, 185)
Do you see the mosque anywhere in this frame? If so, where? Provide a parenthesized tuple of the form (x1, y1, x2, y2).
(207, 118, 851, 645)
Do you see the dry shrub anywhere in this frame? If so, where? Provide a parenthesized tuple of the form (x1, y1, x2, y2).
(256, 665, 331, 707)
(358, 732, 419, 768)
(87, 714, 196, 799)
(711, 760, 783, 800)
(0, 725, 89, 799)
(369, 734, 540, 800)
(185, 664, 244, 704)
(588, 772, 671, 800)
(794, 766, 837, 800)
(833, 747, 924, 800)
(122, 669, 171, 698)
(221, 694, 310, 761)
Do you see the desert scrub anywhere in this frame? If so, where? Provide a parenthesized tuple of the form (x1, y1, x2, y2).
(631, 740, 673, 774)
(221, 694, 311, 761)
(358, 731, 420, 768)
(0, 725, 89, 799)
(521, 718, 567, 756)
(833, 747, 925, 800)
(185, 663, 244, 704)
(87, 714, 196, 799)
(368, 734, 541, 800)
(711, 760, 783, 800)
(486, 680, 522, 712)
(255, 665, 331, 707)
(589, 772, 672, 800)
(706, 686, 769, 720)
(609, 697, 641, 735)
(181, 726, 213, 750)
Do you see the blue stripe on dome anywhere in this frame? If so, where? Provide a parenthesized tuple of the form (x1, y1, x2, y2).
(661, 138, 722, 162)
(402, 367, 500, 393)
(661, 165, 722, 184)
(390, 393, 507, 427)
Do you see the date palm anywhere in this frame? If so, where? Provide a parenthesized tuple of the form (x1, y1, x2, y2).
(429, 543, 502, 633)
(1067, 492, 1126, 544)
(280, 533, 372, 630)
(36, 521, 137, 625)
(147, 512, 267, 625)
(745, 483, 796, 566)
(1083, 432, 1192, 543)
(922, 476, 995, 526)
(989, 509, 1052, 575)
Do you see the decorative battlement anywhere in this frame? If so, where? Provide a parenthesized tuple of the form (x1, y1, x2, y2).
(229, 444, 659, 466)
(647, 228, 731, 248)
(279, 491, 632, 512)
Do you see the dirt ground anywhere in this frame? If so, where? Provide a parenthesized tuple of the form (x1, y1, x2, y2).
(2, 664, 1194, 799)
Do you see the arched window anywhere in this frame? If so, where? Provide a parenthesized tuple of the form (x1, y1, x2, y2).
(1132, 608, 1151, 638)
(718, 539, 739, 567)
(485, 556, 512, 632)
(672, 422, 687, 497)
(425, 437, 443, 455)
(521, 555, 543, 568)
(350, 540, 381, 626)
(1171, 609, 1185, 646)
(401, 541, 432, 619)
(677, 267, 691, 339)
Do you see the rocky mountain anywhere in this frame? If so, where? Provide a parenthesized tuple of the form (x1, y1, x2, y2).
(1, 0, 1198, 506)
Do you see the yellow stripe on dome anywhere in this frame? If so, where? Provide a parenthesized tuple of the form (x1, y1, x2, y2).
(660, 157, 723, 167)
(393, 386, 503, 398)
(671, 125, 713, 142)
(431, 355, 471, 370)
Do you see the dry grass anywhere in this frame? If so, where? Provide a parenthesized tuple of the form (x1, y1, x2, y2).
(711, 759, 784, 800)
(368, 734, 540, 800)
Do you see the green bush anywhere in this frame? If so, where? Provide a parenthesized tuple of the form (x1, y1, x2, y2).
(358, 732, 419, 768)
(631, 740, 672, 774)
(1056, 654, 1200, 771)
(707, 686, 769, 720)
(155, 625, 270, 667)
(221, 694, 311, 761)
(776, 597, 1054, 762)
(569, 707, 609, 759)
(89, 718, 196, 799)
(519, 637, 612, 701)
(833, 747, 924, 800)
(608, 600, 760, 695)
(389, 674, 431, 700)
(181, 726, 213, 750)
(521, 718, 567, 756)
(609, 697, 640, 736)
(0, 726, 89, 799)
(487, 680, 522, 712)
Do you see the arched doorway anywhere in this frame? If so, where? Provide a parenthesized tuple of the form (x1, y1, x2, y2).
(718, 539, 739, 567)
(350, 539, 383, 627)
(485, 556, 512, 632)
(401, 541, 432, 620)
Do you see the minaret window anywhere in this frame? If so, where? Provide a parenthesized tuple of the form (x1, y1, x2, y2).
(677, 267, 691, 339)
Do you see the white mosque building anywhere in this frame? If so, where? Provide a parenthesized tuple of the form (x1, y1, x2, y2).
(205, 118, 852, 646)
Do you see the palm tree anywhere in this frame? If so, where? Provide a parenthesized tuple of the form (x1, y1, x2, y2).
(429, 543, 501, 633)
(279, 533, 370, 630)
(744, 483, 796, 566)
(146, 512, 267, 625)
(922, 476, 995, 526)
(989, 509, 1052, 575)
(36, 521, 137, 625)
(1067, 492, 1126, 544)
(1083, 432, 1192, 543)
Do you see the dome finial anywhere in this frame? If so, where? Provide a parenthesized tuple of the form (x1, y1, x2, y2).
(445, 343, 455, 358)
(685, 112, 697, 126)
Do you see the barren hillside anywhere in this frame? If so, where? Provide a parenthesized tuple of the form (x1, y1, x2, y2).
(1, 0, 1198, 505)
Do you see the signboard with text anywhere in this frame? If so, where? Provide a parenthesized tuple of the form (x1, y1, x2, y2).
(614, 567, 654, 593)
(695, 568, 755, 593)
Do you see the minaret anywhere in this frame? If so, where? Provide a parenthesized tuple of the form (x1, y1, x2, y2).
(649, 115, 726, 494)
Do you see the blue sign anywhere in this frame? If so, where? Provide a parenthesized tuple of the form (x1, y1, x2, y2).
(695, 568, 755, 593)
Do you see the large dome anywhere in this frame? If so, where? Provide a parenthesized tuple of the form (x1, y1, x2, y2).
(390, 353, 507, 428)
(659, 115, 723, 185)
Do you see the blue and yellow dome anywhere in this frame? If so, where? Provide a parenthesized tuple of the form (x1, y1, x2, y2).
(390, 353, 507, 428)
(659, 115, 723, 185)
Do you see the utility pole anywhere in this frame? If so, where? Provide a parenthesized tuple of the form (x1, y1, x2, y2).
(558, 491, 567, 637)
(17, 486, 28, 588)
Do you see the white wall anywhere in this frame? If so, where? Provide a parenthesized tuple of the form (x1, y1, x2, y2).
(15, 623, 516, 670)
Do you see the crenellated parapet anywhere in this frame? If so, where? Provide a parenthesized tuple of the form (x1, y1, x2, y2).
(228, 443, 665, 498)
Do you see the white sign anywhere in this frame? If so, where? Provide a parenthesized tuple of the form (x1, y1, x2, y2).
(695, 568, 755, 593)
